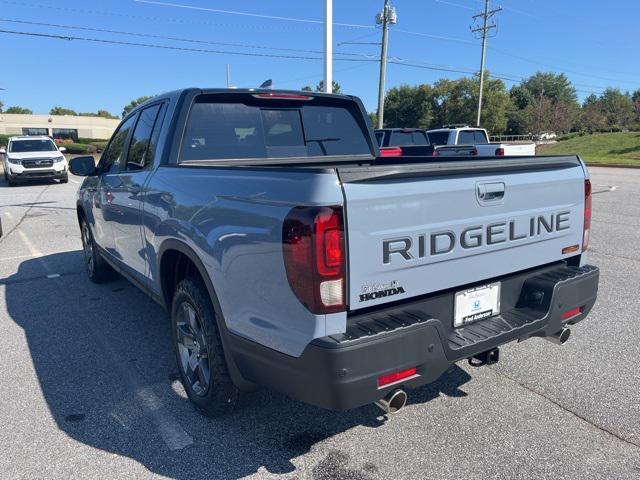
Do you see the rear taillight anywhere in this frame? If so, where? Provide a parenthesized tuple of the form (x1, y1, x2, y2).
(379, 146, 403, 157)
(495, 147, 505, 156)
(583, 179, 592, 251)
(282, 206, 346, 314)
(432, 149, 440, 157)
(471, 147, 478, 156)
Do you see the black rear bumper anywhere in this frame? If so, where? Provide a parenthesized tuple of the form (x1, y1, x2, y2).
(227, 262, 599, 410)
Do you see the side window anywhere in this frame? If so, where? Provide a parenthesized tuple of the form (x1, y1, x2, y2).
(100, 115, 137, 174)
(127, 104, 162, 171)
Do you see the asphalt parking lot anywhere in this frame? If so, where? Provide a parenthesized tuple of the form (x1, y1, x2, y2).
(0, 166, 639, 480)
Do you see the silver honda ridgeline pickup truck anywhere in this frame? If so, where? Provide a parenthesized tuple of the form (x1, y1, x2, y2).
(69, 89, 599, 416)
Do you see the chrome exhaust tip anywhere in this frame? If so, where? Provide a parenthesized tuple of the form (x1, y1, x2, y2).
(374, 389, 407, 414)
(545, 327, 571, 345)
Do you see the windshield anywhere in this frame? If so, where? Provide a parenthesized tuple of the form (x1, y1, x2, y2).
(9, 139, 57, 153)
(181, 95, 372, 161)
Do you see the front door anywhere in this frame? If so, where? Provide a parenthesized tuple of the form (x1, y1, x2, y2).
(93, 114, 138, 254)
(108, 103, 164, 278)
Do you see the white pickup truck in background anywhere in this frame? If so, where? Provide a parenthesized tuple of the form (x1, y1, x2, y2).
(427, 125, 537, 157)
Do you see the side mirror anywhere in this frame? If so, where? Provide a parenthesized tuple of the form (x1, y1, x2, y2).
(69, 156, 97, 176)
(0, 147, 6, 154)
(58, 146, 67, 153)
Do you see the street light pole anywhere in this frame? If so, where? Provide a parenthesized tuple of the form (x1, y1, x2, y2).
(323, 0, 333, 93)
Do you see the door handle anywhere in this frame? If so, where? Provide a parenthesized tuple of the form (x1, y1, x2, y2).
(130, 184, 141, 195)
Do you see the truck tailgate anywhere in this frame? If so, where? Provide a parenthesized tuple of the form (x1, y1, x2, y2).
(339, 156, 586, 310)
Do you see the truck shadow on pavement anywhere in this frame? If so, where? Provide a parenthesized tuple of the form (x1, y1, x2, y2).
(4, 250, 471, 480)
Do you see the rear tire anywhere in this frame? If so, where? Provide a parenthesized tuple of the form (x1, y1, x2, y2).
(80, 219, 115, 283)
(171, 277, 239, 417)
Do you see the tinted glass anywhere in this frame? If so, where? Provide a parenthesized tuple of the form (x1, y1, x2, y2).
(374, 131, 384, 146)
(100, 115, 137, 173)
(127, 104, 161, 170)
(52, 128, 78, 142)
(22, 128, 48, 136)
(428, 131, 449, 145)
(9, 139, 57, 152)
(458, 131, 476, 144)
(181, 98, 371, 161)
(473, 130, 489, 143)
(389, 131, 429, 146)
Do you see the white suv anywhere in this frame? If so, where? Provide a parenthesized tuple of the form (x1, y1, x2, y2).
(1, 136, 68, 186)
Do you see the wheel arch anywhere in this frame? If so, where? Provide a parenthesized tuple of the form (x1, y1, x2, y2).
(157, 238, 254, 390)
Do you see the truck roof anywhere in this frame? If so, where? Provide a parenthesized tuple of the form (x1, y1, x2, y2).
(128, 88, 355, 118)
(9, 135, 52, 141)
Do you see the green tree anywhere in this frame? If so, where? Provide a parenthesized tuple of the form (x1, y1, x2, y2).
(383, 84, 433, 128)
(431, 74, 511, 134)
(78, 110, 119, 119)
(50, 106, 77, 116)
(122, 96, 153, 117)
(302, 80, 341, 93)
(508, 72, 579, 134)
(577, 94, 607, 132)
(520, 72, 578, 105)
(632, 89, 640, 127)
(0, 99, 3, 113)
(598, 88, 634, 130)
(5, 106, 32, 114)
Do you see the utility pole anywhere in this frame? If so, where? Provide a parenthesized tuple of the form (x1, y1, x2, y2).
(376, 0, 396, 129)
(471, 0, 502, 126)
(226, 64, 231, 88)
(323, 0, 333, 93)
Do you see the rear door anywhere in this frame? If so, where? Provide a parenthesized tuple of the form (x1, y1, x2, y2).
(339, 157, 586, 310)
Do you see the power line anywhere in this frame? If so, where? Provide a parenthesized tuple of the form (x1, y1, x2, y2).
(0, 26, 619, 97)
(134, 0, 373, 29)
(0, 18, 375, 58)
(0, 28, 378, 62)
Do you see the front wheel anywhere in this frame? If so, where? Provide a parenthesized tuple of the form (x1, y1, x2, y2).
(171, 277, 239, 417)
(80, 220, 115, 283)
(59, 175, 69, 184)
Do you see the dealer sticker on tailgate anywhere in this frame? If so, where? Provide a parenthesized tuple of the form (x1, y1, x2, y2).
(454, 282, 501, 328)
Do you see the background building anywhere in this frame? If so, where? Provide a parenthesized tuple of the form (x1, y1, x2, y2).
(0, 113, 120, 140)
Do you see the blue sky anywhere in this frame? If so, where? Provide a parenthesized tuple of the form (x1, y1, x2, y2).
(1, 0, 639, 116)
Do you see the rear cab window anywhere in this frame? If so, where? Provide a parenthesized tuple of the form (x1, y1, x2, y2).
(389, 130, 429, 146)
(457, 130, 489, 145)
(180, 93, 373, 162)
(427, 131, 450, 146)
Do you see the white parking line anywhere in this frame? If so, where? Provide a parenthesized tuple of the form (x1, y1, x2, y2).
(16, 229, 51, 273)
(68, 178, 80, 184)
(135, 387, 194, 451)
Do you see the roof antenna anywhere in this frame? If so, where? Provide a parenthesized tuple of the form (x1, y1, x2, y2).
(259, 79, 273, 89)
